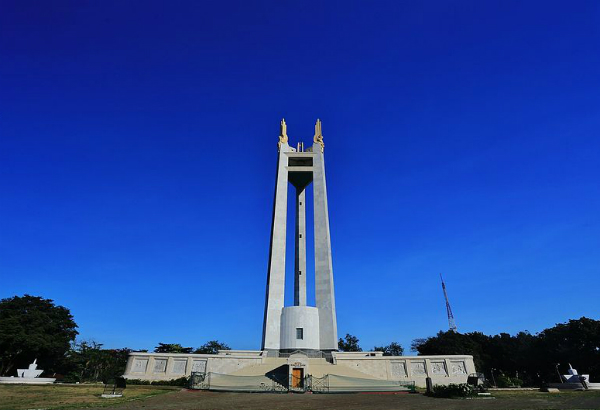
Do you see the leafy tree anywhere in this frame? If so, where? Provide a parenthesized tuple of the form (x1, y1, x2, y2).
(0, 295, 78, 376)
(194, 340, 230, 354)
(63, 340, 130, 382)
(154, 343, 193, 354)
(152, 340, 231, 355)
(411, 330, 488, 371)
(537, 317, 600, 379)
(338, 333, 362, 352)
(374, 342, 404, 356)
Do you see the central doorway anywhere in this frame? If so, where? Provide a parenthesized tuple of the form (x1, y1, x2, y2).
(291, 368, 304, 389)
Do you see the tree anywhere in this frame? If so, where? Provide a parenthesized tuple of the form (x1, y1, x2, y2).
(194, 340, 230, 354)
(0, 295, 78, 376)
(338, 333, 362, 352)
(537, 317, 600, 379)
(154, 343, 193, 354)
(374, 342, 404, 356)
(411, 330, 488, 371)
(410, 317, 600, 387)
(151, 340, 231, 355)
(63, 340, 131, 382)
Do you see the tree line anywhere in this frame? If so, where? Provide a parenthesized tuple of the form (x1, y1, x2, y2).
(2, 294, 598, 387)
(153, 341, 230, 354)
(411, 317, 600, 386)
(0, 295, 227, 382)
(340, 320, 600, 387)
(338, 333, 404, 356)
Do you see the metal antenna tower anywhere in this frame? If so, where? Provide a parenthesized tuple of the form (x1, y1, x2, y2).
(440, 273, 457, 332)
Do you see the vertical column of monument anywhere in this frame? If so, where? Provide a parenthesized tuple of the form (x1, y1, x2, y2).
(312, 148, 338, 351)
(261, 145, 290, 351)
(294, 187, 307, 306)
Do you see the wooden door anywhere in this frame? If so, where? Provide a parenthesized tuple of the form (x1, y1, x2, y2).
(292, 368, 304, 388)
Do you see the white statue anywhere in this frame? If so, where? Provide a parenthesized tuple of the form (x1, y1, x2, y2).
(0, 358, 56, 384)
(18, 359, 44, 378)
(313, 119, 324, 152)
(278, 118, 288, 151)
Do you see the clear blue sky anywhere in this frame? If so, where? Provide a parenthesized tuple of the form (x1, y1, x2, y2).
(1, 1, 599, 353)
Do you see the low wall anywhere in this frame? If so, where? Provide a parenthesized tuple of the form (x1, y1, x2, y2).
(333, 352, 476, 387)
(123, 350, 476, 387)
(123, 351, 264, 381)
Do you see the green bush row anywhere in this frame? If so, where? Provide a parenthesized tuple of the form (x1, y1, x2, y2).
(496, 374, 524, 387)
(125, 377, 189, 386)
(428, 383, 477, 398)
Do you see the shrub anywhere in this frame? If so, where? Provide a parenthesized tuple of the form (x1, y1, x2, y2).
(122, 379, 150, 385)
(125, 377, 188, 386)
(496, 374, 523, 388)
(428, 383, 477, 398)
(151, 377, 189, 386)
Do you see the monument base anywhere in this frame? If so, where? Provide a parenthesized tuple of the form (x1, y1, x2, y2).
(101, 393, 123, 398)
(123, 350, 475, 389)
(0, 360, 55, 384)
(0, 377, 56, 384)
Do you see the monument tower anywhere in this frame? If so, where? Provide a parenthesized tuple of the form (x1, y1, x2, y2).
(123, 119, 477, 388)
(261, 119, 338, 353)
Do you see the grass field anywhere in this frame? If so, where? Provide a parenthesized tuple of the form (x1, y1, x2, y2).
(0, 384, 175, 410)
(2, 385, 600, 410)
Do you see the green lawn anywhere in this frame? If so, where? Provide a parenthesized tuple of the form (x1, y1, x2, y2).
(3, 384, 600, 410)
(0, 384, 175, 410)
(491, 388, 600, 399)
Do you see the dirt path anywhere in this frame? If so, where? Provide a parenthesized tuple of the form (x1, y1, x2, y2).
(82, 389, 600, 410)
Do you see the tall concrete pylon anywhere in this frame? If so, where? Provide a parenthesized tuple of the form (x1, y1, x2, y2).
(261, 119, 338, 353)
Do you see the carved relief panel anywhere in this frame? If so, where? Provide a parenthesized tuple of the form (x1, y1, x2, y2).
(172, 359, 187, 375)
(132, 358, 148, 373)
(451, 361, 467, 375)
(390, 361, 407, 378)
(410, 361, 426, 376)
(192, 360, 207, 373)
(153, 359, 167, 373)
(431, 361, 447, 376)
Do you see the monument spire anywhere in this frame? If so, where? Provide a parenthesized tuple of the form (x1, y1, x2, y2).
(313, 119, 324, 152)
(278, 118, 288, 151)
(262, 118, 338, 353)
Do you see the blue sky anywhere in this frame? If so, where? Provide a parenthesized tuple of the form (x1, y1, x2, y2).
(1, 0, 599, 353)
